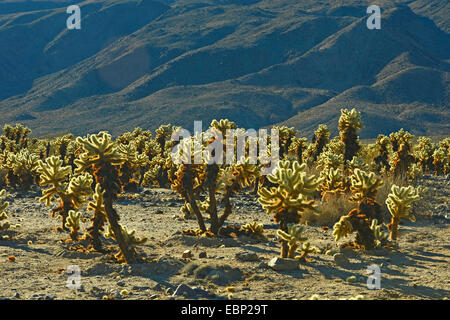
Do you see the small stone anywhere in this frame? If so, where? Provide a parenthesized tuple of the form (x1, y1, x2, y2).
(235, 251, 259, 262)
(117, 280, 126, 287)
(333, 253, 349, 266)
(346, 275, 357, 283)
(154, 209, 164, 214)
(12, 292, 20, 298)
(267, 257, 299, 271)
(182, 250, 192, 259)
(199, 251, 207, 258)
(149, 294, 158, 300)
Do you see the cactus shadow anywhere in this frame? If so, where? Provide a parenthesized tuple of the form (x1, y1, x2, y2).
(240, 244, 279, 255)
(0, 239, 54, 255)
(382, 277, 450, 299)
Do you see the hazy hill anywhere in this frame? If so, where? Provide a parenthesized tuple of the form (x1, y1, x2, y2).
(0, 0, 448, 138)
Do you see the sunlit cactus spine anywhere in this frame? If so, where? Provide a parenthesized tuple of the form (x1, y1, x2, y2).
(65, 210, 82, 241)
(276, 224, 317, 261)
(258, 160, 322, 257)
(386, 185, 423, 241)
(240, 222, 265, 240)
(373, 135, 391, 173)
(332, 169, 384, 249)
(338, 108, 363, 163)
(0, 190, 10, 232)
(37, 156, 93, 230)
(75, 132, 141, 263)
(304, 124, 330, 163)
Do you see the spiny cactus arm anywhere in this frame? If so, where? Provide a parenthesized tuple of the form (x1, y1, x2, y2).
(37, 156, 71, 206)
(0, 190, 10, 231)
(349, 169, 383, 202)
(370, 219, 389, 248)
(74, 132, 124, 173)
(65, 210, 82, 241)
(386, 185, 422, 241)
(333, 215, 353, 241)
(68, 173, 94, 208)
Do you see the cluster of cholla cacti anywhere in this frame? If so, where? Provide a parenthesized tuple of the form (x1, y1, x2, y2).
(0, 109, 447, 263)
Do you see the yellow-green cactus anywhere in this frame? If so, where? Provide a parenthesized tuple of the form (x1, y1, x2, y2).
(386, 185, 422, 241)
(37, 156, 93, 230)
(319, 167, 345, 200)
(332, 215, 353, 241)
(338, 108, 363, 162)
(65, 210, 82, 241)
(349, 169, 383, 202)
(240, 222, 265, 240)
(370, 219, 389, 248)
(4, 149, 39, 190)
(0, 190, 10, 232)
(258, 160, 322, 257)
(104, 225, 147, 261)
(277, 224, 308, 259)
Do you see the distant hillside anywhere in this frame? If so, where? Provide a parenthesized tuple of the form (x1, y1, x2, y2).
(0, 0, 448, 138)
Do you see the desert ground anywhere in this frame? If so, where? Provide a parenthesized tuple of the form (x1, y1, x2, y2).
(0, 174, 448, 301)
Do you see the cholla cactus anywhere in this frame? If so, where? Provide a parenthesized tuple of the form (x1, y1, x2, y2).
(258, 160, 322, 257)
(333, 169, 384, 249)
(349, 169, 383, 203)
(4, 149, 39, 190)
(346, 156, 369, 174)
(273, 126, 297, 157)
(240, 222, 265, 240)
(65, 210, 82, 241)
(338, 108, 363, 162)
(386, 185, 422, 241)
(414, 137, 435, 173)
(373, 135, 391, 172)
(288, 137, 308, 162)
(304, 124, 330, 163)
(332, 215, 353, 241)
(104, 225, 147, 261)
(370, 219, 389, 248)
(170, 126, 260, 236)
(75, 132, 140, 264)
(0, 190, 10, 232)
(277, 224, 308, 259)
(432, 147, 448, 176)
(316, 150, 344, 172)
(318, 167, 345, 200)
(37, 156, 93, 230)
(390, 129, 415, 177)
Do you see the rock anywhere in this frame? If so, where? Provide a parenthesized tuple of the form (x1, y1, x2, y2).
(267, 257, 299, 271)
(199, 251, 207, 258)
(172, 284, 195, 297)
(346, 276, 357, 283)
(149, 294, 158, 300)
(339, 247, 358, 258)
(235, 251, 259, 262)
(333, 253, 349, 266)
(116, 280, 126, 287)
(154, 209, 164, 214)
(11, 292, 20, 298)
(182, 250, 192, 259)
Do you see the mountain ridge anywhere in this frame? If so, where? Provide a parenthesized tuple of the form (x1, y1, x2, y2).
(0, 0, 448, 138)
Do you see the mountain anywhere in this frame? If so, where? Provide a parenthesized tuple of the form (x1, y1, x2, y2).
(0, 0, 448, 138)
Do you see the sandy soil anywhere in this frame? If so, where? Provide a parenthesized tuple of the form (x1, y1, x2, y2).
(0, 175, 448, 300)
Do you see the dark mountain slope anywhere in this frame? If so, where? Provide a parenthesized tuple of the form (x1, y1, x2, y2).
(0, 0, 448, 138)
